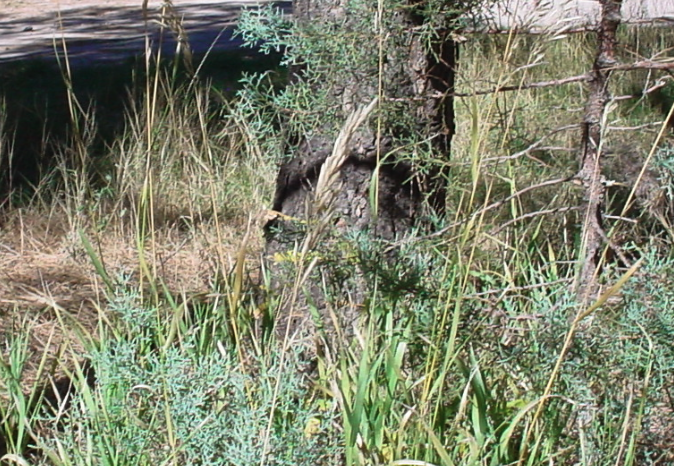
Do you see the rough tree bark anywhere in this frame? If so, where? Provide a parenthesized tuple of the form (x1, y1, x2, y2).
(576, 0, 623, 305)
(265, 0, 460, 340)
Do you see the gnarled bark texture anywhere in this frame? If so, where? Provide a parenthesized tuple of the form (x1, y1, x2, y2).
(265, 0, 460, 341)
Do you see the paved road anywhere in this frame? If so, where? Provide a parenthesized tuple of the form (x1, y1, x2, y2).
(0, 0, 291, 65)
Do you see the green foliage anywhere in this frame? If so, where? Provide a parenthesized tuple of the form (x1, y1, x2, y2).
(654, 143, 674, 201)
(3, 2, 674, 465)
(45, 289, 339, 466)
(619, 251, 674, 391)
(236, 5, 293, 59)
(0, 324, 48, 461)
(296, 220, 674, 465)
(233, 0, 482, 165)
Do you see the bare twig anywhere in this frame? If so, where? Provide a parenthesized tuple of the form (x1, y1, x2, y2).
(613, 78, 671, 102)
(454, 73, 591, 97)
(482, 124, 581, 164)
(610, 59, 674, 72)
(490, 206, 581, 235)
(603, 215, 637, 224)
(470, 17, 674, 35)
(470, 176, 572, 222)
(466, 278, 573, 298)
(392, 176, 571, 247)
(608, 122, 663, 131)
(452, 62, 673, 99)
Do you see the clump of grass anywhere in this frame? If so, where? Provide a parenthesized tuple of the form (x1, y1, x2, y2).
(0, 322, 42, 461)
(31, 286, 340, 466)
(0, 315, 68, 465)
(294, 223, 672, 465)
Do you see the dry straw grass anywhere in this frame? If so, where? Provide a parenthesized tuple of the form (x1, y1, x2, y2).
(0, 205, 257, 397)
(305, 97, 379, 251)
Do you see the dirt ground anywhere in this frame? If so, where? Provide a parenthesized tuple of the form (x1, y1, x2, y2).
(0, 205, 259, 391)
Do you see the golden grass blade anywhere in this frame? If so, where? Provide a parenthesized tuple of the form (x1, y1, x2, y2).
(313, 98, 379, 216)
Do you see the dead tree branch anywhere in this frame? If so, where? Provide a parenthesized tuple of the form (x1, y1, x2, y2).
(575, 0, 623, 306)
(482, 124, 581, 164)
(610, 59, 674, 72)
(490, 206, 581, 235)
(453, 62, 673, 99)
(470, 17, 674, 36)
(454, 74, 591, 97)
(608, 122, 664, 131)
(400, 176, 571, 244)
(613, 78, 671, 102)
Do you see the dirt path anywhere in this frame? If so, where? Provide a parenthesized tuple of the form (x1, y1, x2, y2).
(0, 0, 287, 63)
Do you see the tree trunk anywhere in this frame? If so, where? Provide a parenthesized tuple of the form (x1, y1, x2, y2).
(576, 0, 623, 305)
(265, 0, 459, 341)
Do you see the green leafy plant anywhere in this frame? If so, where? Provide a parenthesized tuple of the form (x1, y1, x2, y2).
(41, 289, 339, 466)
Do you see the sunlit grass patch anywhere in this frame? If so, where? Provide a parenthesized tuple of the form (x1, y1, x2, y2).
(1, 7, 673, 465)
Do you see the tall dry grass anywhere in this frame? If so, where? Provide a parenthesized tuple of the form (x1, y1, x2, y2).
(1, 8, 673, 465)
